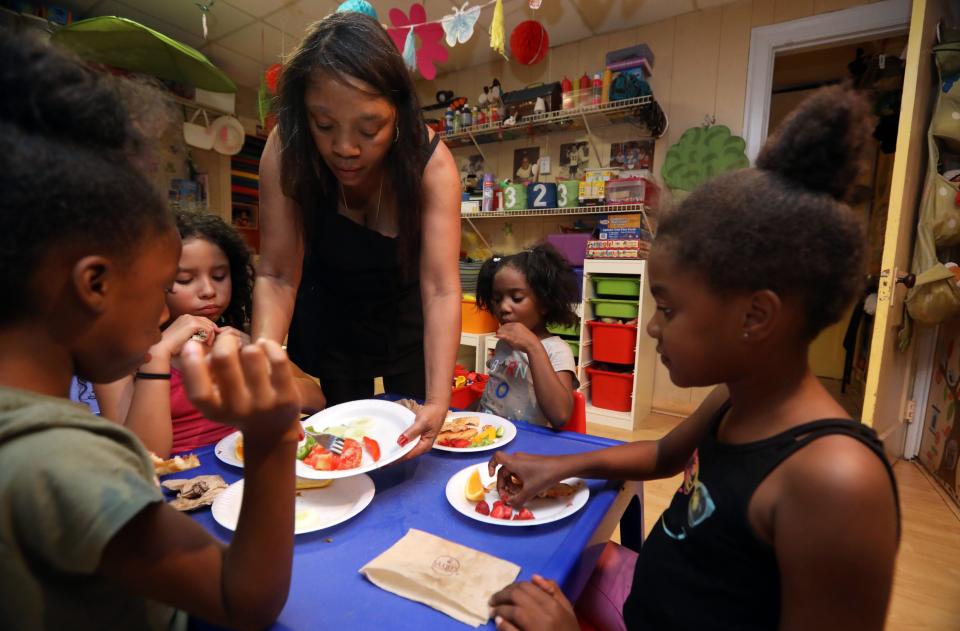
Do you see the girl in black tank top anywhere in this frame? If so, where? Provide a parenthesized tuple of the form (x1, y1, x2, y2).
(486, 87, 901, 631)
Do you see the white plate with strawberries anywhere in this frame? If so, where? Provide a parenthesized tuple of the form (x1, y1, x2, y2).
(444, 463, 589, 527)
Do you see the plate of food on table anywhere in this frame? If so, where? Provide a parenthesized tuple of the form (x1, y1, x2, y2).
(445, 463, 589, 527)
(215, 399, 418, 479)
(432, 411, 517, 453)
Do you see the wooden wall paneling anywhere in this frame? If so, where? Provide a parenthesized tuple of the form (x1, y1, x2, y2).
(635, 17, 676, 177)
(813, 0, 870, 14)
(773, 0, 814, 22)
(547, 41, 580, 87)
(751, 0, 777, 26)
(668, 8, 723, 150)
(716, 0, 754, 135)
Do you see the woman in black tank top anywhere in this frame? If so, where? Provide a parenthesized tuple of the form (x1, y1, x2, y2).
(485, 87, 900, 631)
(252, 12, 461, 459)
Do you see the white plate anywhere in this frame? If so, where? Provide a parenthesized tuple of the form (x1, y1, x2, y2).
(211, 475, 375, 535)
(445, 464, 589, 527)
(214, 431, 243, 468)
(432, 412, 517, 453)
(295, 399, 418, 480)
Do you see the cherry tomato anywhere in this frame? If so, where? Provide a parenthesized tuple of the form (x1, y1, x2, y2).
(304, 445, 339, 471)
(475, 500, 490, 516)
(362, 436, 381, 462)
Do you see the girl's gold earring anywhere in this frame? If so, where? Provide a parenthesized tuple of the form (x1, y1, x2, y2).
(394, 125, 400, 143)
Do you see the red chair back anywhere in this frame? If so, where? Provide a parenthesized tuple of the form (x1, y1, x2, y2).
(564, 390, 587, 434)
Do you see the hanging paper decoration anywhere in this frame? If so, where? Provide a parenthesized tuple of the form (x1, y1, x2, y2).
(387, 3, 449, 80)
(441, 2, 481, 47)
(264, 63, 281, 94)
(490, 0, 505, 59)
(197, 0, 215, 39)
(509, 20, 549, 65)
(336, 0, 378, 19)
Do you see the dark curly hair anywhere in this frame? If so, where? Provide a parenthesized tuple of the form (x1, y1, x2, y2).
(654, 85, 871, 340)
(0, 30, 170, 325)
(476, 243, 580, 328)
(174, 211, 254, 330)
(278, 12, 426, 274)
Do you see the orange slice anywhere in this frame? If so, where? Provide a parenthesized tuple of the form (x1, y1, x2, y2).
(465, 468, 485, 502)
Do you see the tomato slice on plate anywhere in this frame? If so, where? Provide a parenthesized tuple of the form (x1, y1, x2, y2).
(362, 436, 381, 462)
(304, 444, 339, 471)
(336, 438, 362, 470)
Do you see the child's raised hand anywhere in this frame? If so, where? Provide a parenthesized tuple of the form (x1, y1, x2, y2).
(156, 314, 217, 358)
(488, 574, 578, 631)
(180, 336, 301, 445)
(495, 323, 540, 354)
(488, 451, 566, 507)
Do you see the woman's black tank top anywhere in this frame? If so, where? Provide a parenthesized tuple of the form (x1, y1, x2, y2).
(622, 403, 900, 629)
(287, 134, 440, 380)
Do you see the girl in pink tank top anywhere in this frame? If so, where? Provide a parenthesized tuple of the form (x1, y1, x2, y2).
(95, 211, 326, 456)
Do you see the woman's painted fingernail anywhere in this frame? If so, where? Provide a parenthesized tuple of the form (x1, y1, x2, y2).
(397, 434, 408, 446)
(495, 615, 504, 626)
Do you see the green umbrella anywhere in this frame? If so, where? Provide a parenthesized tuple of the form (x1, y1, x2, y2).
(52, 16, 237, 93)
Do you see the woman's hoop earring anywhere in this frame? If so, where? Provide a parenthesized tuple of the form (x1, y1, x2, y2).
(394, 124, 400, 143)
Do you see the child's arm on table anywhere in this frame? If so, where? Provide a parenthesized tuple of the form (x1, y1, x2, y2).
(774, 436, 898, 631)
(96, 314, 217, 457)
(97, 336, 300, 631)
(490, 386, 729, 507)
(496, 323, 573, 429)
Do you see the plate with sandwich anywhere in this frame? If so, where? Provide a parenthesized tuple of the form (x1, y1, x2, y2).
(211, 474, 375, 535)
(432, 411, 516, 453)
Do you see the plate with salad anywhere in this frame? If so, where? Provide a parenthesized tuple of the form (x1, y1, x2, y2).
(295, 399, 418, 480)
(432, 411, 516, 453)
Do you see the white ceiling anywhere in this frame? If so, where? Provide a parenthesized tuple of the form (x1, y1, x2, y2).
(57, 0, 736, 89)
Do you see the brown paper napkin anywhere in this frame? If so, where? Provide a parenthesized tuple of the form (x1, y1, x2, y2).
(360, 528, 521, 627)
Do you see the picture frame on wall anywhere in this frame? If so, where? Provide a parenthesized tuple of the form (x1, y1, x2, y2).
(609, 139, 654, 170)
(513, 146, 540, 183)
(460, 153, 485, 193)
(559, 141, 590, 179)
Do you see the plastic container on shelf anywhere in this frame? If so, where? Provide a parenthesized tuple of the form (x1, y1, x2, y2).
(450, 365, 489, 409)
(546, 233, 592, 266)
(591, 275, 642, 298)
(589, 297, 639, 319)
(565, 338, 579, 359)
(461, 296, 498, 333)
(547, 322, 580, 337)
(586, 365, 633, 412)
(588, 320, 637, 365)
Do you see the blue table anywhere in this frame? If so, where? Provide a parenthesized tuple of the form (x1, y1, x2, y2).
(178, 422, 640, 630)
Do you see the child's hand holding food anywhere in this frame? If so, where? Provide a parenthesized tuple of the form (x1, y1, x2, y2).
(156, 314, 218, 358)
(495, 322, 541, 354)
(487, 450, 568, 508)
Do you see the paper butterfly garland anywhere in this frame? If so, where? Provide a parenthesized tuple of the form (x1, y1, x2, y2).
(441, 2, 481, 47)
(387, 3, 449, 80)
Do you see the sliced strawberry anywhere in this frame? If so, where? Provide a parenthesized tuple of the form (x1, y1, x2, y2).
(475, 500, 490, 515)
(490, 502, 513, 520)
(514, 508, 535, 520)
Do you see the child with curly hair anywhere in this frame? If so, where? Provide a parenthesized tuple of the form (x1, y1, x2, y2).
(475, 244, 581, 429)
(486, 86, 900, 630)
(96, 211, 325, 456)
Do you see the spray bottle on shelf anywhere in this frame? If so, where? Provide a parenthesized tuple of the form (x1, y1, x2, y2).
(578, 73, 591, 108)
(601, 68, 612, 103)
(561, 76, 574, 110)
(444, 107, 454, 133)
(481, 172, 495, 212)
(592, 73, 602, 106)
(462, 103, 472, 127)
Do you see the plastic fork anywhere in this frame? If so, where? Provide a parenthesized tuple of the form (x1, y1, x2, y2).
(303, 429, 344, 455)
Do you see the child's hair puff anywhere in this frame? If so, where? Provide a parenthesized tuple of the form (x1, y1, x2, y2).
(174, 211, 254, 330)
(0, 31, 170, 325)
(476, 243, 580, 328)
(655, 86, 873, 339)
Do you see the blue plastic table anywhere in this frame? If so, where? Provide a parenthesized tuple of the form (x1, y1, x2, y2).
(180, 421, 639, 630)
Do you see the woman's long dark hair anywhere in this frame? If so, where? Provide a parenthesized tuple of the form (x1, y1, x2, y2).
(278, 12, 425, 272)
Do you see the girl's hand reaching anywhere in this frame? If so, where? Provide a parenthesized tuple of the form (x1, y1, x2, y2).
(214, 324, 251, 347)
(495, 323, 541, 355)
(154, 314, 218, 359)
(488, 451, 568, 508)
(489, 575, 579, 631)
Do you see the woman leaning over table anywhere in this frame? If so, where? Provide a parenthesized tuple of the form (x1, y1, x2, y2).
(253, 11, 461, 459)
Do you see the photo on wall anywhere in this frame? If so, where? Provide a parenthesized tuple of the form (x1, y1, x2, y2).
(609, 139, 655, 170)
(559, 141, 590, 179)
(231, 204, 257, 229)
(459, 153, 485, 193)
(513, 146, 540, 182)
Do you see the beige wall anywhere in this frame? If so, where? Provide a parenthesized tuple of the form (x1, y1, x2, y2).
(419, 0, 883, 416)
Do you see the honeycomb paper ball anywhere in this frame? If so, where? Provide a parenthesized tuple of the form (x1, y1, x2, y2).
(510, 20, 549, 65)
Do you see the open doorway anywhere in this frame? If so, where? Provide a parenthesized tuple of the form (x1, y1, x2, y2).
(768, 35, 908, 419)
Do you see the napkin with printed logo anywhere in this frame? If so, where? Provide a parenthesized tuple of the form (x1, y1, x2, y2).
(360, 528, 521, 627)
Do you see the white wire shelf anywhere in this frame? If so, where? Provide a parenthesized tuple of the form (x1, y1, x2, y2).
(439, 96, 665, 148)
(460, 203, 648, 219)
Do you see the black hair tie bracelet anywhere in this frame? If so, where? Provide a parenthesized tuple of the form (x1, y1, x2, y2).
(135, 371, 172, 380)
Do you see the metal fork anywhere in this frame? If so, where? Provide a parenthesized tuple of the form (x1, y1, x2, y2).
(303, 430, 344, 455)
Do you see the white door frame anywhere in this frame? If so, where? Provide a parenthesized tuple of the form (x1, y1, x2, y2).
(905, 326, 939, 458)
(742, 0, 911, 162)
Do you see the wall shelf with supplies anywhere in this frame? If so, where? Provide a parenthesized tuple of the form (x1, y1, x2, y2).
(460, 203, 649, 219)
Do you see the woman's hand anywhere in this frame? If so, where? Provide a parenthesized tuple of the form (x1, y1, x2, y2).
(495, 323, 541, 355)
(215, 325, 251, 347)
(488, 450, 568, 508)
(489, 575, 579, 631)
(398, 401, 447, 460)
(155, 314, 217, 359)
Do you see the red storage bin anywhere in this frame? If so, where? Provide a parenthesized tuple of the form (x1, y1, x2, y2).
(586, 366, 633, 412)
(450, 365, 489, 409)
(588, 320, 637, 365)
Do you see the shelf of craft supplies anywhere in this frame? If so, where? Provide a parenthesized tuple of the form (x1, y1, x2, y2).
(440, 96, 665, 149)
(460, 203, 650, 219)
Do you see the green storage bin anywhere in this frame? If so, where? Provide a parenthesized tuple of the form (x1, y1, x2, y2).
(589, 298, 639, 319)
(547, 322, 581, 337)
(591, 275, 642, 298)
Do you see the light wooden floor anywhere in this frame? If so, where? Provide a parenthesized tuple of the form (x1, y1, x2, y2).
(588, 413, 960, 630)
